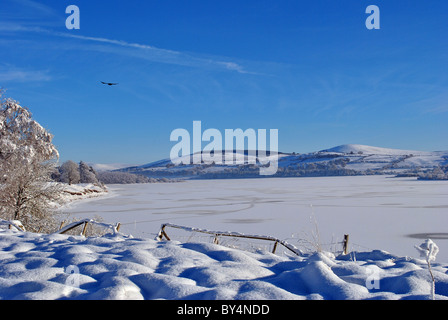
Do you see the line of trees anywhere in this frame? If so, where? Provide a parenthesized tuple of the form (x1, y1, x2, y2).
(54, 160, 164, 184)
(418, 165, 448, 180)
(97, 171, 154, 184)
(54, 160, 101, 185)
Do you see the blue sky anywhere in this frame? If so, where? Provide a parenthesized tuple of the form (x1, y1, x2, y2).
(0, 0, 447, 164)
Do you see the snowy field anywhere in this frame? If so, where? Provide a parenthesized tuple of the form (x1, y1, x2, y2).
(1, 227, 448, 300)
(63, 176, 448, 262)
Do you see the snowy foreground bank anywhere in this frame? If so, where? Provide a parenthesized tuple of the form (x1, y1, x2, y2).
(1, 229, 448, 300)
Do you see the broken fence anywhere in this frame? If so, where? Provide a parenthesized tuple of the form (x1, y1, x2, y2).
(156, 223, 302, 256)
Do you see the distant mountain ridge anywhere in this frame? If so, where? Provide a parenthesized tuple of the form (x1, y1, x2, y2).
(116, 144, 448, 179)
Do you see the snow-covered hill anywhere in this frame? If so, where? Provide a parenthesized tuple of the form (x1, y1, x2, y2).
(320, 144, 431, 155)
(1, 229, 448, 300)
(117, 144, 448, 179)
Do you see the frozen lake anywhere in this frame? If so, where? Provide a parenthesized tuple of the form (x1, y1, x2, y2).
(63, 175, 448, 262)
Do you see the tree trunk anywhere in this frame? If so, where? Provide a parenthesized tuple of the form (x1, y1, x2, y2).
(13, 186, 25, 221)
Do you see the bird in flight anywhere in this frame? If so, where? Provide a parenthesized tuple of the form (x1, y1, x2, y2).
(101, 81, 118, 86)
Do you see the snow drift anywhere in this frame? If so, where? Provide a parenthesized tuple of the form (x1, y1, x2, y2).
(59, 183, 108, 203)
(1, 229, 448, 300)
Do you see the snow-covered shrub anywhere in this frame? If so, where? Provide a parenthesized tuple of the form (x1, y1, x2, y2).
(415, 239, 439, 300)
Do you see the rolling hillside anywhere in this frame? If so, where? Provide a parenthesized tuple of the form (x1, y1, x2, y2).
(117, 144, 448, 179)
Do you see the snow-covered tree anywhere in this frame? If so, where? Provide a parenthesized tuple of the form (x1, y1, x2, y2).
(59, 160, 80, 185)
(417, 165, 448, 180)
(0, 92, 60, 231)
(79, 161, 99, 184)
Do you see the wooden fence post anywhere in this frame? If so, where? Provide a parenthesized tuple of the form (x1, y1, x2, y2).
(272, 241, 279, 254)
(160, 225, 170, 241)
(343, 234, 349, 255)
(82, 221, 89, 236)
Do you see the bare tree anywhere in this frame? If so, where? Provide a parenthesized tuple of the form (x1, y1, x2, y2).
(0, 91, 60, 232)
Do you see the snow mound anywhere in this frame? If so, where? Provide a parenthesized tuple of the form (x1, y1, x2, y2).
(1, 229, 448, 300)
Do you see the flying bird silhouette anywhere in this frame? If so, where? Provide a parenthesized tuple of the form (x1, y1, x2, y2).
(101, 81, 118, 86)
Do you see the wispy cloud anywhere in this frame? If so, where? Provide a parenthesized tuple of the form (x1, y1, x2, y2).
(0, 0, 61, 28)
(55, 31, 252, 74)
(0, 21, 252, 74)
(0, 0, 253, 74)
(0, 64, 51, 82)
(54, 32, 164, 51)
(414, 93, 448, 115)
(13, 0, 58, 17)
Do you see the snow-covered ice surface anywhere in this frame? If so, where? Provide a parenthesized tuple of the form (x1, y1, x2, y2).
(1, 229, 448, 300)
(63, 175, 448, 262)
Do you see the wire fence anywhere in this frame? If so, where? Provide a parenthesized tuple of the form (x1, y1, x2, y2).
(54, 219, 121, 237)
(2, 217, 376, 259)
(0, 219, 26, 232)
(155, 223, 374, 258)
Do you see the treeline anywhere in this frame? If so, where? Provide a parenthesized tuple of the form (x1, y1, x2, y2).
(53, 160, 101, 185)
(54, 160, 174, 184)
(417, 165, 448, 180)
(97, 171, 175, 184)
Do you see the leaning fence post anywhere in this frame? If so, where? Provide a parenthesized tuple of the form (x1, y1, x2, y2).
(343, 234, 349, 255)
(163, 225, 171, 241)
(82, 221, 89, 236)
(272, 241, 279, 254)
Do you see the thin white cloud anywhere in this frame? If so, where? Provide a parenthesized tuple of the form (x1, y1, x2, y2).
(54, 32, 250, 74)
(0, 22, 251, 74)
(217, 61, 252, 74)
(0, 65, 51, 82)
(0, 0, 61, 28)
(55, 32, 162, 52)
(12, 0, 57, 16)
